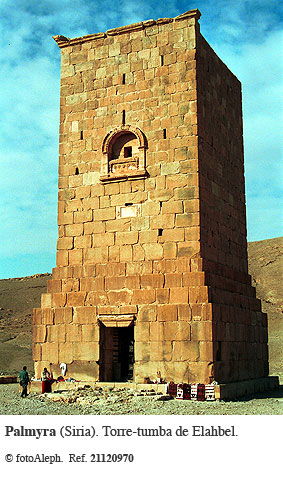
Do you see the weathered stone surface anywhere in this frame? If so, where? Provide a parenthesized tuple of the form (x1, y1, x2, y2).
(33, 9, 269, 386)
(73, 306, 97, 324)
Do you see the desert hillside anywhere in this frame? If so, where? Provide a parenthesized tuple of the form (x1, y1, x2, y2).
(247, 237, 283, 379)
(0, 273, 51, 374)
(0, 237, 282, 379)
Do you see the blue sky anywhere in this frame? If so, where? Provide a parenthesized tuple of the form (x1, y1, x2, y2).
(0, 0, 282, 278)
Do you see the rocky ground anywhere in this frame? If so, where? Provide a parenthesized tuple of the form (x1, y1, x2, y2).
(1, 383, 282, 415)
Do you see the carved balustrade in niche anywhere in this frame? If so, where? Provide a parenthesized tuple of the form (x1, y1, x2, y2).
(100, 125, 147, 182)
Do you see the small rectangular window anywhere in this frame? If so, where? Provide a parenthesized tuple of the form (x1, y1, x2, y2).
(124, 146, 132, 158)
(122, 73, 126, 84)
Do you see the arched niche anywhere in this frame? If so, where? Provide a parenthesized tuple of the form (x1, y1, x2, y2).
(101, 125, 147, 182)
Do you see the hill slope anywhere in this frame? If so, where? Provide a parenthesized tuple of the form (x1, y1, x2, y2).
(0, 274, 51, 374)
(0, 237, 282, 379)
(247, 237, 283, 379)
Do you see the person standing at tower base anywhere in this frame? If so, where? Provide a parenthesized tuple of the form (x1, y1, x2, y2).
(19, 366, 30, 398)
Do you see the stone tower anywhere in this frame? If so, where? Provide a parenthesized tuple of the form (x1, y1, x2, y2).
(33, 9, 270, 387)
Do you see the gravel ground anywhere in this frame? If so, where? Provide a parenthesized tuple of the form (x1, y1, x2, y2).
(0, 383, 282, 415)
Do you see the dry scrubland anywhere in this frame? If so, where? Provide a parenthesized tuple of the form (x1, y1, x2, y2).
(0, 237, 282, 414)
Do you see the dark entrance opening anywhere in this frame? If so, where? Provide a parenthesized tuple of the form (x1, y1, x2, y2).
(100, 325, 134, 382)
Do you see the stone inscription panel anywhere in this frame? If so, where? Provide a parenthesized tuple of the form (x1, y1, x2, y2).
(116, 204, 141, 219)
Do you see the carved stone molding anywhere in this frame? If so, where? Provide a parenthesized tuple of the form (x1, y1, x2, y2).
(100, 125, 147, 182)
(97, 314, 136, 328)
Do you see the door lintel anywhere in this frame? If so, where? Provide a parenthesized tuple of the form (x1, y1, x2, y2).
(98, 314, 135, 328)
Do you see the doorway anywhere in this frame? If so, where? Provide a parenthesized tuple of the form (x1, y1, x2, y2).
(100, 325, 134, 382)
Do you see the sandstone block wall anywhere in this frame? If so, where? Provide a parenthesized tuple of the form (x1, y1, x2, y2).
(196, 33, 268, 382)
(33, 9, 269, 384)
